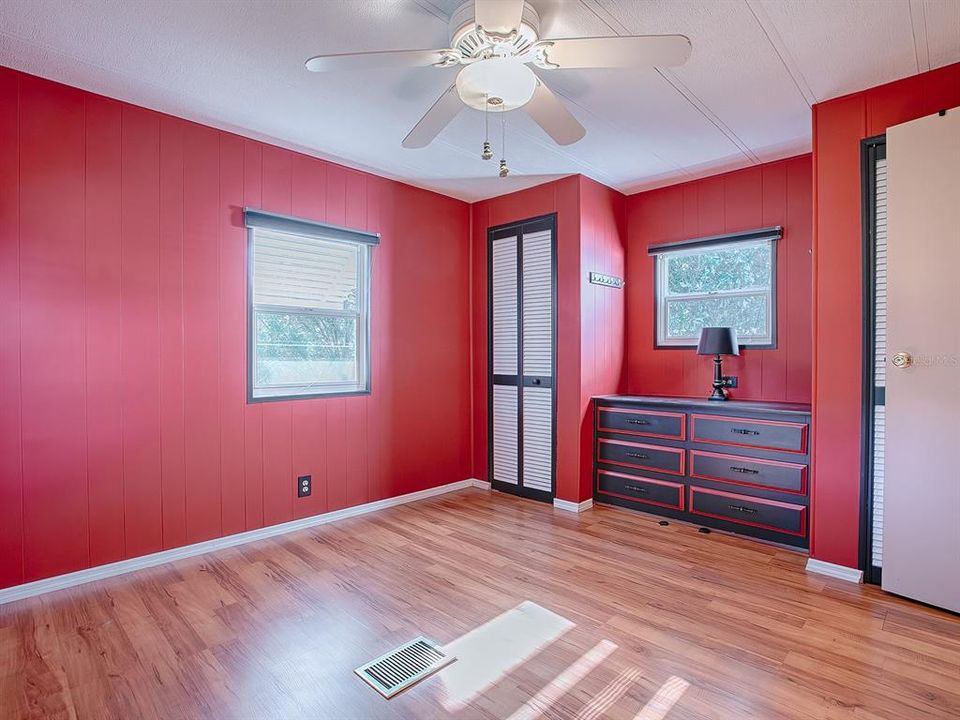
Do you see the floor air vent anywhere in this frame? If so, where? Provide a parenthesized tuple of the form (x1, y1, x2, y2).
(355, 636, 455, 698)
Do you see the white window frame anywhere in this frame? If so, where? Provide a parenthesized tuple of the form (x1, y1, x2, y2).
(246, 209, 375, 402)
(655, 238, 776, 348)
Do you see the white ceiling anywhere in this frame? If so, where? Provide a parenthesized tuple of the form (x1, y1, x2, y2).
(0, 0, 957, 201)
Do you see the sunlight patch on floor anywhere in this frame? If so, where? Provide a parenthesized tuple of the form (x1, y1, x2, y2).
(505, 640, 618, 720)
(574, 667, 643, 720)
(633, 676, 690, 720)
(438, 600, 574, 711)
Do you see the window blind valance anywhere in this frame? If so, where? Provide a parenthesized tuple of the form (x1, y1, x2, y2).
(648, 226, 781, 255)
(244, 207, 380, 246)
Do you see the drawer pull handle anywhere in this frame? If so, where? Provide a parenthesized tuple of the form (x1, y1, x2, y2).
(728, 504, 758, 514)
(731, 428, 761, 436)
(729, 466, 760, 475)
(626, 452, 649, 460)
(625, 484, 649, 494)
(626, 419, 651, 426)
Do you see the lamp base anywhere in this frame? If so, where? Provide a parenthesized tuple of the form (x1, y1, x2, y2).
(707, 387, 728, 401)
(707, 354, 728, 401)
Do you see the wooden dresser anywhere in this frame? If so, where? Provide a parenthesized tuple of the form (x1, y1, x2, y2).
(593, 395, 812, 549)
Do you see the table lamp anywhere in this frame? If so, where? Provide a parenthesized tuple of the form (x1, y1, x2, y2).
(697, 327, 739, 401)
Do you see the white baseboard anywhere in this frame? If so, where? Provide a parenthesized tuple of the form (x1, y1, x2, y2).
(553, 498, 594, 513)
(805, 558, 864, 584)
(0, 478, 477, 606)
(470, 478, 491, 490)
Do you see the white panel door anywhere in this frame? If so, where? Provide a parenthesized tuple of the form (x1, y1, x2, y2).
(882, 108, 960, 613)
(489, 219, 555, 500)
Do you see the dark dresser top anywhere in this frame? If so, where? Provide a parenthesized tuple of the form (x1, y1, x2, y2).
(594, 394, 811, 416)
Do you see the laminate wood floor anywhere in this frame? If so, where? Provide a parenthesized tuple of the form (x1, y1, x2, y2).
(1, 488, 958, 720)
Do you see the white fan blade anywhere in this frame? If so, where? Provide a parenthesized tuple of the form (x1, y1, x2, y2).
(524, 80, 585, 146)
(402, 84, 463, 149)
(475, 0, 524, 36)
(536, 35, 692, 69)
(305, 48, 452, 72)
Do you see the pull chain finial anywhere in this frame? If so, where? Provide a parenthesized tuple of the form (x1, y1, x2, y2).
(499, 106, 509, 178)
(481, 94, 493, 160)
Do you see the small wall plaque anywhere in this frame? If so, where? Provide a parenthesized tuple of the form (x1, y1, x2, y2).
(589, 272, 625, 289)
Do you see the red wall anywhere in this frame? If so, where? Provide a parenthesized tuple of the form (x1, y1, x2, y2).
(624, 155, 813, 403)
(578, 178, 627, 500)
(469, 177, 584, 502)
(0, 68, 472, 590)
(810, 62, 960, 568)
(469, 176, 626, 504)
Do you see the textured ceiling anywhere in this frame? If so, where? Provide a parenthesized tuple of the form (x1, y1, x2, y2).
(0, 0, 958, 201)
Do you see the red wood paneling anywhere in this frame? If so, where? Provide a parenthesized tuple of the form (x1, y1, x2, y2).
(261, 402, 293, 527)
(578, 177, 626, 501)
(810, 62, 960, 567)
(121, 105, 164, 559)
(159, 116, 187, 550)
(470, 177, 585, 501)
(624, 155, 813, 404)
(469, 176, 625, 503)
(182, 123, 222, 544)
(242, 139, 264, 531)
(323, 165, 348, 512)
(218, 133, 246, 537)
(85, 95, 125, 565)
(0, 68, 23, 588)
(18, 76, 90, 581)
(0, 67, 472, 591)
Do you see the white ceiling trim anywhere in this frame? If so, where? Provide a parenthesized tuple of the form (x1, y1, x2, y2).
(744, 0, 817, 106)
(0, 0, 956, 202)
(909, 0, 932, 72)
(0, 29, 482, 202)
(587, 0, 761, 166)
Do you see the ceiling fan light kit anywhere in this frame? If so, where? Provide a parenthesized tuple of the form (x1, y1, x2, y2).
(304, 0, 691, 175)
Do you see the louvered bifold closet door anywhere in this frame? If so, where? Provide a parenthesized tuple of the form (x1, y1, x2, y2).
(862, 140, 887, 584)
(488, 216, 556, 502)
(491, 235, 520, 487)
(521, 229, 554, 495)
(871, 152, 887, 576)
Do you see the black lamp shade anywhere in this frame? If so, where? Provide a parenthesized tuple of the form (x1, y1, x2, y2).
(697, 327, 740, 356)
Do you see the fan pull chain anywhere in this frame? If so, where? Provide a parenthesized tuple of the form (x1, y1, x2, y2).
(481, 94, 493, 160)
(499, 106, 509, 178)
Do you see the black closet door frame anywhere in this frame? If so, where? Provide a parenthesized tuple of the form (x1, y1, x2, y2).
(487, 213, 557, 503)
(859, 134, 886, 585)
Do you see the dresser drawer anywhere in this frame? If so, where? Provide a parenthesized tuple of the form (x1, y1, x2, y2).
(691, 414, 808, 454)
(597, 406, 685, 440)
(597, 439, 684, 476)
(690, 450, 807, 494)
(596, 469, 684, 510)
(689, 487, 807, 536)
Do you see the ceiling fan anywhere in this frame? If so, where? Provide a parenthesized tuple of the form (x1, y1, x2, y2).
(305, 0, 691, 151)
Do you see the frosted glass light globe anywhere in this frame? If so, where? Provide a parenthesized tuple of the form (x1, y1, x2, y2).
(456, 58, 538, 111)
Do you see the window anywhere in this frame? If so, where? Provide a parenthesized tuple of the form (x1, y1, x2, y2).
(653, 229, 779, 347)
(246, 209, 377, 400)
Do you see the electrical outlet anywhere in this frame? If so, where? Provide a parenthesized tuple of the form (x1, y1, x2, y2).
(722, 375, 738, 389)
(297, 475, 312, 498)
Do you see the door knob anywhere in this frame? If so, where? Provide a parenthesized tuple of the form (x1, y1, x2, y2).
(892, 352, 913, 369)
